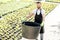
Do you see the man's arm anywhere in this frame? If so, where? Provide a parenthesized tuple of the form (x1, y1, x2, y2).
(26, 13, 34, 19)
(42, 13, 45, 21)
(42, 9, 45, 22)
(41, 12, 45, 26)
(26, 9, 36, 19)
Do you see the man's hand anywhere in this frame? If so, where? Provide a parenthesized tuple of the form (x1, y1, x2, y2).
(41, 21, 44, 27)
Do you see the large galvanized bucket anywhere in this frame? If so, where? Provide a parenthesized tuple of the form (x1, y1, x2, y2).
(22, 21, 40, 39)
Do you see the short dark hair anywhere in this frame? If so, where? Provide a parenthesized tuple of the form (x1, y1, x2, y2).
(36, 2, 41, 4)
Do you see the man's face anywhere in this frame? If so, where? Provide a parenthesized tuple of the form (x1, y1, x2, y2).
(36, 2, 41, 9)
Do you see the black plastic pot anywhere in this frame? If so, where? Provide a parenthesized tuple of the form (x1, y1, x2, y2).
(22, 21, 40, 39)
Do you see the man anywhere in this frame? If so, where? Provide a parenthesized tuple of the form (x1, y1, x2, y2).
(26, 1, 45, 40)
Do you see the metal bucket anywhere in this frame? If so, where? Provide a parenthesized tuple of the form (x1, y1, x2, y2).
(22, 21, 40, 39)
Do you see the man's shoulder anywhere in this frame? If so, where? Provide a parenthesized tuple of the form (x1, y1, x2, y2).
(32, 8, 45, 12)
(41, 8, 45, 12)
(41, 8, 45, 14)
(33, 8, 45, 11)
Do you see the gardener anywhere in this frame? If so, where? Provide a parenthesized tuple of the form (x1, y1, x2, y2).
(26, 0, 45, 40)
